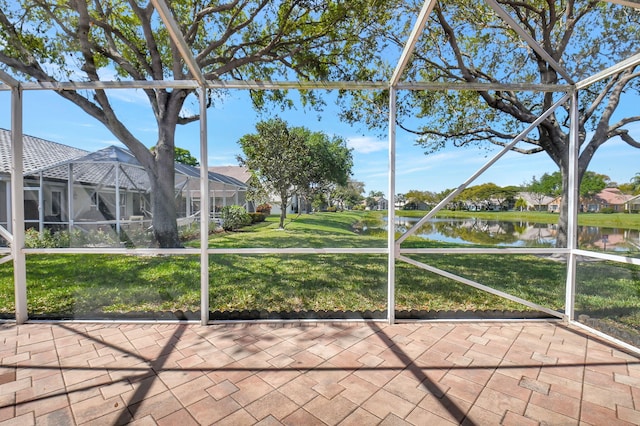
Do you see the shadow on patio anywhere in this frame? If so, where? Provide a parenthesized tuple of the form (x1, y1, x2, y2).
(1, 320, 639, 425)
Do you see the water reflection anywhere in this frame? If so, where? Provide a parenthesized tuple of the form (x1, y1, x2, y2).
(391, 216, 640, 252)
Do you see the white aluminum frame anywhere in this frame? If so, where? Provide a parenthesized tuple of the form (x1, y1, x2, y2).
(0, 1, 638, 350)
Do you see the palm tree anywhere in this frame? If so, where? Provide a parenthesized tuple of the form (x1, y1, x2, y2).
(631, 173, 640, 194)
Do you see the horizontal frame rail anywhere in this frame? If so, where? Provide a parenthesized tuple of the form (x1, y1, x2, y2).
(0, 80, 570, 92)
(400, 248, 568, 255)
(22, 247, 389, 255)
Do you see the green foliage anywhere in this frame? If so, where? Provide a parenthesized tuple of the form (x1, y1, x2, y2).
(532, 171, 609, 198)
(23, 227, 137, 248)
(331, 180, 365, 210)
(365, 190, 385, 210)
(24, 228, 64, 248)
(221, 206, 252, 231)
(581, 172, 610, 197)
(515, 197, 528, 211)
(404, 189, 438, 207)
(178, 223, 200, 242)
(249, 213, 267, 223)
(632, 173, 640, 194)
(174, 147, 199, 166)
(238, 118, 353, 228)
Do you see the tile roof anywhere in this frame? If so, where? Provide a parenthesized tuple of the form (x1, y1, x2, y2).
(0, 130, 247, 190)
(208, 165, 252, 184)
(0, 128, 88, 174)
(594, 187, 634, 205)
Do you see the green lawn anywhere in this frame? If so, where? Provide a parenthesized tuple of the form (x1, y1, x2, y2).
(0, 211, 638, 337)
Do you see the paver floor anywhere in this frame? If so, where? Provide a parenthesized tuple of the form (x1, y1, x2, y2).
(1, 320, 639, 425)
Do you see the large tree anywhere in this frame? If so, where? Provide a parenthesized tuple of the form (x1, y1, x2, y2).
(344, 0, 640, 247)
(535, 171, 609, 198)
(237, 118, 352, 228)
(331, 179, 365, 210)
(0, 0, 390, 247)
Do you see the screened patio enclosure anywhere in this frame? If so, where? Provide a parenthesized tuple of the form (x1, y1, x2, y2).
(1, 0, 640, 353)
(5, 144, 247, 244)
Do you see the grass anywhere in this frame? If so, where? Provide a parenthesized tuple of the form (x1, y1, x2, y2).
(0, 211, 638, 337)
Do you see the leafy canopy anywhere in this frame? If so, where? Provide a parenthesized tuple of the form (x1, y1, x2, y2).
(530, 171, 609, 198)
(238, 118, 352, 227)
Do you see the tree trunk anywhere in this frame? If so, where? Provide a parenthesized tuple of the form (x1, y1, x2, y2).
(556, 166, 586, 249)
(556, 171, 570, 249)
(149, 125, 182, 248)
(279, 194, 289, 229)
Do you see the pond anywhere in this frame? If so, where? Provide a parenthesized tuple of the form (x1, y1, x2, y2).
(386, 216, 640, 253)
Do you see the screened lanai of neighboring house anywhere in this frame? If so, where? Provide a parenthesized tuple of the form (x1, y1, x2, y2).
(2, 142, 247, 242)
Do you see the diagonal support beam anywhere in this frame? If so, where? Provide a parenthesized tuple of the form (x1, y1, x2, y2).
(0, 225, 13, 244)
(398, 255, 563, 318)
(576, 51, 640, 89)
(485, 0, 575, 85)
(390, 0, 437, 86)
(396, 91, 572, 246)
(149, 0, 206, 86)
(604, 0, 640, 8)
(0, 70, 20, 88)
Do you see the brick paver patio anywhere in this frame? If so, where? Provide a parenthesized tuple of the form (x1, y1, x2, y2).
(1, 320, 639, 425)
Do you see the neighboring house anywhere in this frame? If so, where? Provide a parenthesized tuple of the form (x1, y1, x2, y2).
(1, 129, 88, 233)
(0, 129, 247, 235)
(583, 188, 633, 213)
(402, 201, 431, 210)
(267, 193, 312, 216)
(208, 165, 254, 212)
(210, 166, 316, 216)
(547, 197, 561, 213)
(516, 192, 555, 211)
(365, 196, 388, 211)
(547, 188, 634, 213)
(627, 194, 640, 213)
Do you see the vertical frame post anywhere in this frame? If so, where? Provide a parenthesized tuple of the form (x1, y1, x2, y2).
(199, 87, 210, 325)
(565, 91, 579, 321)
(38, 172, 44, 232)
(10, 86, 27, 324)
(67, 163, 74, 231)
(115, 165, 121, 236)
(387, 88, 397, 324)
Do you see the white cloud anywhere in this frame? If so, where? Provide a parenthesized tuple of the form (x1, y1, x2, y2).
(347, 136, 387, 154)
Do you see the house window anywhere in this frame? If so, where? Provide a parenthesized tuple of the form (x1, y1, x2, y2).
(51, 191, 62, 216)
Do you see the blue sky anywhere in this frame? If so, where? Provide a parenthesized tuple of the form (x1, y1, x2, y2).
(1, 87, 638, 196)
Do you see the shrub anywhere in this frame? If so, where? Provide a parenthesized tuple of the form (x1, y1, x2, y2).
(178, 223, 200, 242)
(600, 207, 615, 214)
(24, 227, 122, 248)
(25, 228, 57, 248)
(256, 203, 272, 215)
(249, 213, 267, 223)
(326, 206, 337, 212)
(221, 205, 252, 231)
